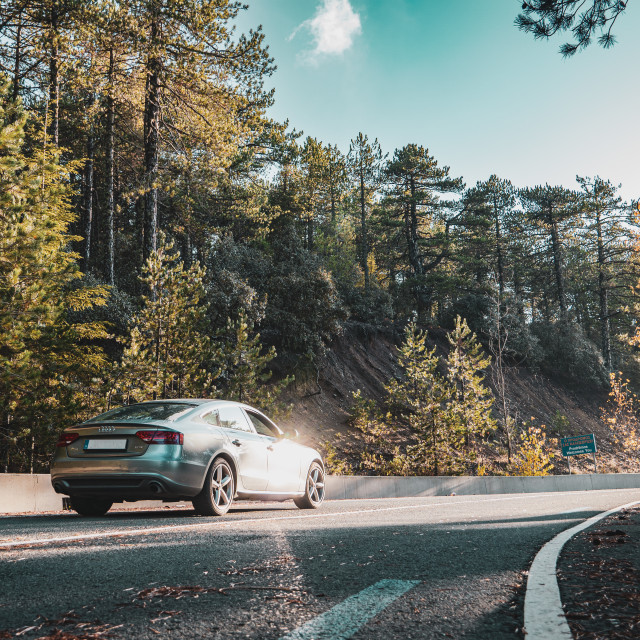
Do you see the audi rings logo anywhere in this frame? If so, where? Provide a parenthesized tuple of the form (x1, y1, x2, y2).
(98, 425, 116, 433)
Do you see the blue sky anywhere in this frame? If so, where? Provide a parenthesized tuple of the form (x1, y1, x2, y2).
(239, 1, 639, 200)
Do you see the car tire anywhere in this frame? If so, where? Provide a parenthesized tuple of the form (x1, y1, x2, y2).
(70, 497, 113, 516)
(192, 457, 234, 516)
(294, 462, 325, 509)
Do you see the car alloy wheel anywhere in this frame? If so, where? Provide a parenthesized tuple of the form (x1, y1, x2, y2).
(193, 457, 234, 516)
(294, 462, 325, 509)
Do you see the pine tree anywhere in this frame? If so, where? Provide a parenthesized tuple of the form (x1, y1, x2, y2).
(128, 0, 275, 262)
(577, 176, 637, 371)
(216, 309, 292, 410)
(0, 80, 109, 471)
(114, 239, 217, 402)
(385, 144, 464, 320)
(459, 176, 517, 298)
(386, 323, 453, 476)
(520, 185, 577, 321)
(516, 1, 629, 56)
(114, 240, 290, 409)
(347, 133, 386, 292)
(445, 316, 496, 466)
(299, 137, 329, 251)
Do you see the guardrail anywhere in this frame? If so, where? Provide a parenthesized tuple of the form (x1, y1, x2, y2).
(2, 472, 640, 515)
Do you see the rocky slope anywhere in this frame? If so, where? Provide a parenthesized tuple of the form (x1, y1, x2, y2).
(279, 325, 637, 475)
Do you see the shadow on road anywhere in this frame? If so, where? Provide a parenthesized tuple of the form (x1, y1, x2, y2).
(0, 502, 299, 526)
(440, 510, 601, 527)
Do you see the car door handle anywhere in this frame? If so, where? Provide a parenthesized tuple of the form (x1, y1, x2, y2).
(231, 439, 242, 447)
(267, 445, 274, 451)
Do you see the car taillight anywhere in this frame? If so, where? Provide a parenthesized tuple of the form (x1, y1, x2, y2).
(136, 430, 184, 445)
(56, 432, 80, 447)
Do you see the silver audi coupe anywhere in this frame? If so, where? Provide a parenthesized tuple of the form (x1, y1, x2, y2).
(51, 399, 325, 516)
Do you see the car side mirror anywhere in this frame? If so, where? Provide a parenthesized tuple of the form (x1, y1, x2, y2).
(282, 429, 299, 440)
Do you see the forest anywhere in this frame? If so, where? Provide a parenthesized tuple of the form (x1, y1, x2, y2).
(1, 0, 639, 474)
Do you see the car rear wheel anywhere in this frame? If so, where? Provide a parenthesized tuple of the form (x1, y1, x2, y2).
(192, 458, 234, 516)
(294, 462, 325, 509)
(70, 497, 113, 516)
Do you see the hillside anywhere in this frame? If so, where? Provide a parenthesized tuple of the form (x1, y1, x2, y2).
(280, 325, 637, 475)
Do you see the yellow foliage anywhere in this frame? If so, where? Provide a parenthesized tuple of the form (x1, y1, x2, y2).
(600, 371, 640, 456)
(509, 426, 555, 476)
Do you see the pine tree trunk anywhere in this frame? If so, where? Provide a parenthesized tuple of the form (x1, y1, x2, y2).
(512, 263, 525, 320)
(106, 47, 116, 285)
(49, 4, 59, 147)
(493, 196, 505, 298)
(549, 216, 567, 320)
(542, 290, 550, 322)
(143, 15, 160, 263)
(329, 162, 337, 223)
(596, 212, 612, 370)
(307, 214, 314, 251)
(408, 179, 422, 276)
(494, 304, 512, 463)
(11, 13, 22, 102)
(406, 177, 426, 318)
(359, 171, 369, 292)
(183, 229, 193, 267)
(83, 123, 94, 270)
(432, 417, 438, 476)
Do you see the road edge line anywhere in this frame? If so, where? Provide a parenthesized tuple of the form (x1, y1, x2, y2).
(523, 499, 640, 639)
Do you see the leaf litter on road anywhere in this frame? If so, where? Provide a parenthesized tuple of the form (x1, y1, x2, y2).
(133, 582, 305, 602)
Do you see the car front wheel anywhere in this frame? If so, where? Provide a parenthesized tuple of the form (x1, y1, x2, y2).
(294, 462, 325, 509)
(70, 497, 113, 516)
(193, 458, 234, 516)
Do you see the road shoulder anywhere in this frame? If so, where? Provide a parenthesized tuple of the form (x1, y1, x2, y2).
(524, 500, 640, 640)
(558, 506, 640, 639)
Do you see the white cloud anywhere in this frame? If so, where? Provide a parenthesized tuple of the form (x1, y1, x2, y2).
(290, 0, 362, 60)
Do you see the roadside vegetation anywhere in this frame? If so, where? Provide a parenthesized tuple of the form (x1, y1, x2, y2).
(1, 1, 640, 474)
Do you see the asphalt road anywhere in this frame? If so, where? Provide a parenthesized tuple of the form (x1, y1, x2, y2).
(2, 489, 640, 640)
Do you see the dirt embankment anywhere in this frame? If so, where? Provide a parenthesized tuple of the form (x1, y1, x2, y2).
(280, 325, 635, 474)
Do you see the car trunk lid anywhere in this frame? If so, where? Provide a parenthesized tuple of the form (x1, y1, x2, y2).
(63, 422, 180, 458)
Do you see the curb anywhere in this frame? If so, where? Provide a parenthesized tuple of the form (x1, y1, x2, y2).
(523, 499, 640, 639)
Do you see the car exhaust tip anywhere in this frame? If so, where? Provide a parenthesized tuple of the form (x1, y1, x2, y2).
(149, 482, 163, 494)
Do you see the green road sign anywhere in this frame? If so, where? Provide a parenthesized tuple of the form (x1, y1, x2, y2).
(561, 434, 597, 457)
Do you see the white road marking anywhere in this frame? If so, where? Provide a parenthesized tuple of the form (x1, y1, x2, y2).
(524, 499, 640, 640)
(278, 579, 420, 640)
(0, 490, 635, 551)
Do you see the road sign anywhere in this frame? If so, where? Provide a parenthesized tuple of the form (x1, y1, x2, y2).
(561, 434, 597, 457)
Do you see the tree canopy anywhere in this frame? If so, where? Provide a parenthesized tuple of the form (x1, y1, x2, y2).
(517, 1, 630, 56)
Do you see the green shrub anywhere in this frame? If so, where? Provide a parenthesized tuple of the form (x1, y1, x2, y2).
(530, 321, 607, 386)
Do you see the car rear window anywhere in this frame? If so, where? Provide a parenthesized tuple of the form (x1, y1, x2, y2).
(86, 403, 199, 423)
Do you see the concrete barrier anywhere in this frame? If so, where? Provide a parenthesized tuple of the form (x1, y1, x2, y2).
(323, 473, 640, 499)
(0, 474, 63, 513)
(0, 474, 164, 515)
(2, 472, 640, 515)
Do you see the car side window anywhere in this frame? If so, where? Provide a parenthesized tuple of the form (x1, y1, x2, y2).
(202, 410, 221, 426)
(246, 411, 280, 438)
(217, 406, 252, 432)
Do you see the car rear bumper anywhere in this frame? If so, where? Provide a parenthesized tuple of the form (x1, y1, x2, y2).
(51, 457, 205, 501)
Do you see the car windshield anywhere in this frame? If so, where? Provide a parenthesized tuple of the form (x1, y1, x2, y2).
(86, 402, 198, 423)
